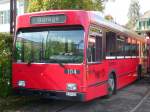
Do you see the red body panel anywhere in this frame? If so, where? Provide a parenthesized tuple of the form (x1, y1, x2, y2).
(17, 10, 89, 31)
(13, 64, 84, 92)
(84, 59, 139, 101)
(12, 59, 139, 101)
(114, 58, 138, 88)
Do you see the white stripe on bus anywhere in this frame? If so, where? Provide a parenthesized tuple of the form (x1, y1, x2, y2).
(106, 56, 116, 59)
(117, 56, 124, 59)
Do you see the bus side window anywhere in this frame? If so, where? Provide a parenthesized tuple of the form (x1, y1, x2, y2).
(137, 41, 140, 56)
(125, 37, 131, 56)
(87, 37, 96, 62)
(95, 36, 102, 61)
(131, 39, 137, 56)
(106, 32, 116, 56)
(116, 35, 125, 56)
(142, 43, 147, 57)
(87, 26, 103, 62)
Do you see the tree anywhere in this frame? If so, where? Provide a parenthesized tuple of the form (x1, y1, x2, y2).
(27, 0, 105, 12)
(0, 33, 12, 97)
(105, 15, 114, 21)
(27, 0, 43, 12)
(127, 0, 140, 29)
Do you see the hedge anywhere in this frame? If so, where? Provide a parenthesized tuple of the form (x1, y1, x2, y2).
(0, 33, 12, 97)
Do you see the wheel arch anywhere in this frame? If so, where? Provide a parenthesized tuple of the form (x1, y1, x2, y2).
(108, 70, 117, 92)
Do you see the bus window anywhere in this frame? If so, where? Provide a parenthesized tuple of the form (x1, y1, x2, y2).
(131, 39, 137, 56)
(142, 43, 147, 58)
(137, 41, 140, 57)
(116, 35, 125, 56)
(135, 40, 139, 56)
(87, 26, 103, 62)
(125, 37, 131, 56)
(106, 32, 116, 56)
(15, 27, 84, 63)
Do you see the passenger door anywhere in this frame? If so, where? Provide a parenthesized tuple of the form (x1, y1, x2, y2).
(147, 40, 150, 72)
(86, 25, 107, 96)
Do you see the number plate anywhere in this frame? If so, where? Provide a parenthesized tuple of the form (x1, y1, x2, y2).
(66, 92, 77, 96)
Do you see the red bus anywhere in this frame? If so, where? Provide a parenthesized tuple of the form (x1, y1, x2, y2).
(13, 10, 147, 101)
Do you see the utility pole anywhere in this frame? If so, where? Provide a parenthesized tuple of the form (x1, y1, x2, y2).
(10, 0, 17, 36)
(10, 0, 13, 34)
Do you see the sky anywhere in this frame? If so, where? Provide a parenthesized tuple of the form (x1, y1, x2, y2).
(104, 0, 150, 25)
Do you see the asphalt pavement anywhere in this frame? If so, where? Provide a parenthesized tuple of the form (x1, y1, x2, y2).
(2, 77, 150, 112)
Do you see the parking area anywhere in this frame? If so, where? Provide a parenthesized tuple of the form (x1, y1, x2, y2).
(1, 77, 150, 112)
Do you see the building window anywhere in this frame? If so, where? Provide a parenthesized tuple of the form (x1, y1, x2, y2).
(0, 10, 10, 24)
(0, 11, 4, 24)
(139, 21, 141, 29)
(148, 19, 150, 28)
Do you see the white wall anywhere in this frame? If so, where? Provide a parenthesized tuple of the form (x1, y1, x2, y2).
(0, 0, 25, 33)
(0, 2, 10, 32)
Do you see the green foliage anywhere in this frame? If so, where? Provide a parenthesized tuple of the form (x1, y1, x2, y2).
(0, 33, 12, 97)
(27, 0, 105, 12)
(105, 15, 114, 21)
(27, 0, 43, 12)
(127, 0, 140, 29)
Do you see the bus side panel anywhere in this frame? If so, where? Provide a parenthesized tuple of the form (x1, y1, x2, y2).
(84, 58, 139, 101)
(112, 58, 139, 89)
(85, 83, 108, 101)
(85, 61, 108, 101)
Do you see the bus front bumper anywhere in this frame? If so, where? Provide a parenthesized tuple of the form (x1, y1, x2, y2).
(13, 88, 85, 101)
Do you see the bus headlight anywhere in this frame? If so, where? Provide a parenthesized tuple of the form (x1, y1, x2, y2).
(18, 80, 26, 87)
(67, 83, 77, 91)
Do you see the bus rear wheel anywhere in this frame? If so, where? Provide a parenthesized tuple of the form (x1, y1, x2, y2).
(137, 64, 142, 80)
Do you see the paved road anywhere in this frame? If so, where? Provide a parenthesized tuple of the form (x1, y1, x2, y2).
(2, 78, 150, 112)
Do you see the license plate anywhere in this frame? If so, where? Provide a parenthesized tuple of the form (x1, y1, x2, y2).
(66, 92, 77, 96)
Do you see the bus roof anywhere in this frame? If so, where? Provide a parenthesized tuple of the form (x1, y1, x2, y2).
(17, 10, 145, 42)
(87, 11, 145, 42)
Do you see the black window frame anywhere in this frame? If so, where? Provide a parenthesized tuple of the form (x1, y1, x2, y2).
(87, 25, 104, 63)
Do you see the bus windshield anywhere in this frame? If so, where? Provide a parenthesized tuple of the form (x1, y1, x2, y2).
(15, 27, 84, 63)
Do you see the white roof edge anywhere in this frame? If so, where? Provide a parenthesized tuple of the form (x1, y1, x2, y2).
(89, 11, 145, 42)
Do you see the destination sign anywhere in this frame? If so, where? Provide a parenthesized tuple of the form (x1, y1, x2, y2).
(90, 26, 103, 37)
(30, 14, 66, 24)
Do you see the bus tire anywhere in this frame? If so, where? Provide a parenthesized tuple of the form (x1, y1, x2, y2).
(107, 73, 116, 97)
(137, 64, 142, 80)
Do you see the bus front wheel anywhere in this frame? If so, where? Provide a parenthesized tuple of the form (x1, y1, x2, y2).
(107, 73, 116, 97)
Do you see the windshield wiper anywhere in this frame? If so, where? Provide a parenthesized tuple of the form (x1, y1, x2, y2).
(27, 59, 33, 65)
(49, 59, 65, 68)
(58, 62, 65, 68)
